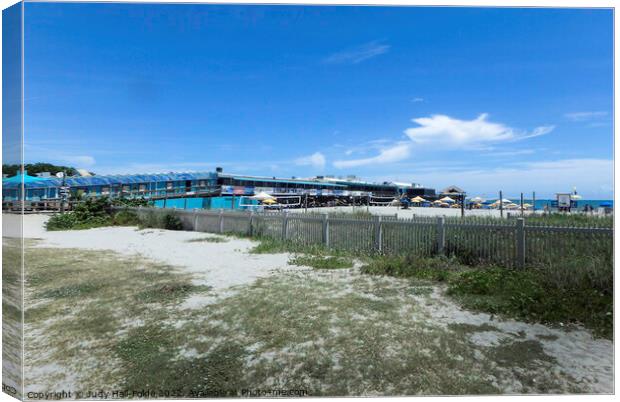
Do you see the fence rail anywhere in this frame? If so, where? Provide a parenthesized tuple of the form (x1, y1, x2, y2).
(123, 207, 613, 269)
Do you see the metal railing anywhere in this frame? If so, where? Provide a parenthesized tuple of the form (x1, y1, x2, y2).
(124, 207, 613, 269)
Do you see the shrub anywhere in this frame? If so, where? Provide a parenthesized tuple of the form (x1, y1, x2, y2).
(113, 210, 141, 226)
(45, 213, 80, 231)
(112, 197, 150, 208)
(360, 255, 464, 282)
(361, 254, 612, 337)
(288, 254, 353, 269)
(46, 197, 112, 231)
(162, 214, 183, 231)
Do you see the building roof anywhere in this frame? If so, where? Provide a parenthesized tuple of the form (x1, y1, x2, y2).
(218, 173, 347, 188)
(2, 171, 216, 189)
(441, 185, 465, 194)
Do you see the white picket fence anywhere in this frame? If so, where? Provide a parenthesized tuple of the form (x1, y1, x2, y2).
(126, 207, 613, 268)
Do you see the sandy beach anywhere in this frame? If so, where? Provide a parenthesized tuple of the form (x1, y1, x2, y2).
(4, 214, 292, 291)
(288, 205, 530, 218)
(3, 213, 614, 394)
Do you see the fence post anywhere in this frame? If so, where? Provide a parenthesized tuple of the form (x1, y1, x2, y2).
(282, 211, 289, 241)
(219, 209, 224, 234)
(248, 210, 254, 237)
(193, 209, 199, 231)
(322, 214, 330, 247)
(436, 216, 445, 255)
(516, 218, 526, 268)
(374, 215, 383, 253)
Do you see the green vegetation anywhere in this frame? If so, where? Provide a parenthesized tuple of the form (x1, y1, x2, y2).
(23, 242, 580, 394)
(112, 197, 150, 208)
(247, 236, 332, 255)
(360, 255, 612, 338)
(525, 213, 612, 228)
(162, 214, 183, 230)
(22, 242, 212, 390)
(2, 162, 81, 177)
(288, 254, 354, 269)
(45, 197, 147, 230)
(45, 198, 112, 230)
(185, 236, 229, 243)
(2, 239, 23, 398)
(135, 209, 185, 231)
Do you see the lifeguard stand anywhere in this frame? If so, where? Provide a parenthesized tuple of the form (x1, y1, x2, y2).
(555, 193, 573, 212)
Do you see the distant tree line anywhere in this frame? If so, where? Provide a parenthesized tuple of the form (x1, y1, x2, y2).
(2, 163, 83, 177)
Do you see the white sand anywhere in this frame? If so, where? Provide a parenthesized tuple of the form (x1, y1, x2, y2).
(6, 213, 613, 393)
(7, 214, 292, 291)
(288, 205, 531, 219)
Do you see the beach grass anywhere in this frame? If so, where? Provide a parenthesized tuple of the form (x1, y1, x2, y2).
(185, 236, 229, 243)
(288, 254, 354, 270)
(20, 240, 600, 395)
(360, 255, 612, 338)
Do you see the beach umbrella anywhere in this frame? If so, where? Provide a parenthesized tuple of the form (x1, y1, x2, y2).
(522, 203, 533, 209)
(411, 196, 426, 203)
(571, 194, 582, 200)
(250, 191, 275, 201)
(261, 198, 277, 205)
(439, 196, 455, 203)
(469, 196, 485, 203)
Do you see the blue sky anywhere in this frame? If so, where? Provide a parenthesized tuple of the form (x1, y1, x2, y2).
(22, 3, 613, 198)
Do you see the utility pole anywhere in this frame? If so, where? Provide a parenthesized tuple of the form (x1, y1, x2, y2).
(499, 190, 504, 218)
(520, 192, 524, 217)
(59, 171, 67, 214)
(532, 191, 536, 213)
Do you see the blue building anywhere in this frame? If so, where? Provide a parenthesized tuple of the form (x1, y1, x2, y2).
(2, 168, 436, 210)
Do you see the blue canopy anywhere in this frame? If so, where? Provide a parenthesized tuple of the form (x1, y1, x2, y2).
(2, 171, 216, 190)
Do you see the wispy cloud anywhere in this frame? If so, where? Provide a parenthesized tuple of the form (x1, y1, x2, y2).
(564, 111, 608, 122)
(411, 97, 425, 103)
(324, 41, 390, 64)
(295, 152, 326, 169)
(333, 113, 554, 169)
(483, 149, 537, 157)
(404, 114, 554, 147)
(63, 155, 96, 167)
(334, 142, 411, 168)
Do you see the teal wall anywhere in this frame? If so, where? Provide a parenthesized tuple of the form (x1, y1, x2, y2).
(153, 196, 258, 210)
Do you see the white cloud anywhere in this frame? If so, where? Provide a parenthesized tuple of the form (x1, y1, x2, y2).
(565, 111, 608, 122)
(404, 114, 554, 147)
(411, 97, 425, 103)
(382, 158, 612, 199)
(333, 114, 554, 169)
(62, 155, 96, 167)
(324, 41, 390, 64)
(484, 149, 536, 157)
(334, 143, 411, 168)
(295, 152, 326, 169)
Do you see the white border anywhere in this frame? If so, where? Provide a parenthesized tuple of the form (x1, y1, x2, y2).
(0, 2, 616, 402)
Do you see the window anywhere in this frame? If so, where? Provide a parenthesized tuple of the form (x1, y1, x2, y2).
(122, 185, 130, 192)
(198, 180, 206, 187)
(139, 184, 146, 192)
(166, 182, 173, 190)
(102, 187, 110, 195)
